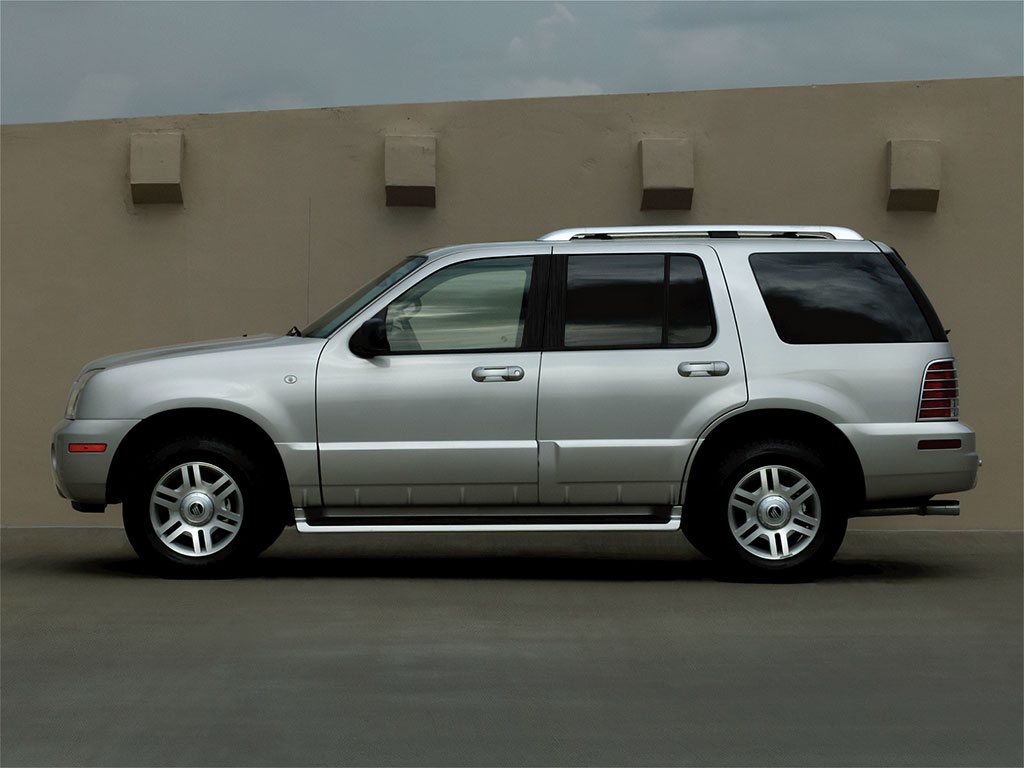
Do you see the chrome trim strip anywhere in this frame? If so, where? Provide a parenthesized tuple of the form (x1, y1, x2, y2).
(917, 358, 959, 422)
(293, 506, 682, 532)
(538, 225, 863, 242)
(316, 439, 537, 452)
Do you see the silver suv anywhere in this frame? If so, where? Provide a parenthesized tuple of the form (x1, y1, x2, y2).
(52, 225, 979, 577)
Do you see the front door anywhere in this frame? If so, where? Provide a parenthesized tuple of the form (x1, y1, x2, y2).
(316, 252, 543, 508)
(537, 243, 748, 505)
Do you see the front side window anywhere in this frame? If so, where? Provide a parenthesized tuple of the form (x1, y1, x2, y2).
(563, 254, 715, 348)
(384, 257, 533, 352)
(302, 255, 426, 339)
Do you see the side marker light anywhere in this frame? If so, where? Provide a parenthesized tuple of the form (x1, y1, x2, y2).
(917, 439, 961, 450)
(68, 443, 107, 453)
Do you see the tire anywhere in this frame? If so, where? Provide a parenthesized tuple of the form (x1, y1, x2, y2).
(680, 507, 716, 559)
(686, 438, 849, 579)
(122, 433, 285, 576)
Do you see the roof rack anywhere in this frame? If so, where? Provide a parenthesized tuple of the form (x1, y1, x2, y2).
(538, 225, 864, 242)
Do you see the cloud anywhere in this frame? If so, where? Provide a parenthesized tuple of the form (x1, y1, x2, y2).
(222, 90, 313, 114)
(537, 2, 576, 31)
(635, 23, 765, 79)
(507, 2, 578, 61)
(632, 1, 1024, 93)
(64, 72, 139, 121)
(491, 3, 597, 100)
(508, 36, 528, 61)
(2, 1, 1020, 124)
(484, 76, 603, 100)
(645, 1, 811, 30)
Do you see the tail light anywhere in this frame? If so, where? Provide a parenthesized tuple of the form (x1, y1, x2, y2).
(918, 359, 959, 421)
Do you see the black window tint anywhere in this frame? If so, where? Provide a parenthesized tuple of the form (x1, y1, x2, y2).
(564, 254, 663, 347)
(668, 255, 715, 345)
(750, 252, 936, 344)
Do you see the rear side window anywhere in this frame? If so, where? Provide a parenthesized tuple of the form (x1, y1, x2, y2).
(749, 252, 942, 344)
(563, 254, 715, 348)
(565, 254, 663, 347)
(668, 255, 715, 345)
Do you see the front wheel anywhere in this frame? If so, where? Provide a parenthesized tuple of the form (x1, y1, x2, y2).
(686, 439, 849, 579)
(122, 434, 284, 575)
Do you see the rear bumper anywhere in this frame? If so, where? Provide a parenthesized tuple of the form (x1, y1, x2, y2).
(51, 418, 138, 508)
(837, 421, 978, 502)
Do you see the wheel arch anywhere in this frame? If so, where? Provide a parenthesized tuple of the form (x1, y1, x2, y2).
(683, 408, 865, 509)
(107, 407, 291, 511)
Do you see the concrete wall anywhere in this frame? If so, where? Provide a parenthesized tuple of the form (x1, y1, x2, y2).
(2, 77, 1021, 528)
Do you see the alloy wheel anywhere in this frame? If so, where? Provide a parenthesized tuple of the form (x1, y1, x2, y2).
(149, 462, 244, 557)
(727, 464, 821, 560)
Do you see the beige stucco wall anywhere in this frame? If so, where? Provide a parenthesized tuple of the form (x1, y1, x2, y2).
(2, 77, 1021, 529)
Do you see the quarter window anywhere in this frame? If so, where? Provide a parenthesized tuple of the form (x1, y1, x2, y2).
(384, 257, 533, 352)
(749, 252, 939, 344)
(563, 254, 715, 348)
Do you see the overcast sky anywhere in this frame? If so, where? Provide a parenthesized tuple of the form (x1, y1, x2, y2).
(2, 1, 1021, 125)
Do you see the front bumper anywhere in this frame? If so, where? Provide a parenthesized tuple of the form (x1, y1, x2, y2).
(837, 421, 979, 502)
(51, 418, 139, 507)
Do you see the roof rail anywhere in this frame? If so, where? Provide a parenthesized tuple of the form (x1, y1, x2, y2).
(538, 225, 864, 242)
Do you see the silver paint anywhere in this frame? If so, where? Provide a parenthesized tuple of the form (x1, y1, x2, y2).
(51, 231, 978, 529)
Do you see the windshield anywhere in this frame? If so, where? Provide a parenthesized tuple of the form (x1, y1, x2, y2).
(301, 255, 427, 338)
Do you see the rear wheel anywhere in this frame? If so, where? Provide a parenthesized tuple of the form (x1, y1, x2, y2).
(122, 434, 284, 575)
(685, 439, 848, 579)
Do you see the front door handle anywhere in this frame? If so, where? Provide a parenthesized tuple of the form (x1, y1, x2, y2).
(678, 361, 730, 377)
(472, 366, 525, 382)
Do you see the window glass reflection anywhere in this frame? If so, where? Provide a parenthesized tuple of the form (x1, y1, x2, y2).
(565, 254, 663, 347)
(385, 258, 532, 352)
(750, 252, 934, 344)
(668, 255, 714, 345)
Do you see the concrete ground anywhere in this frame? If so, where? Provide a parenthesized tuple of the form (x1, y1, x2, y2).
(1, 527, 1021, 767)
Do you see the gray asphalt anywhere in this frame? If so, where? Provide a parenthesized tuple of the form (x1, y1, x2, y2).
(2, 527, 1021, 767)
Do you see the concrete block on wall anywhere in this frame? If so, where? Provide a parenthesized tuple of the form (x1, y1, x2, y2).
(385, 135, 436, 207)
(130, 132, 184, 204)
(640, 138, 694, 210)
(887, 139, 941, 211)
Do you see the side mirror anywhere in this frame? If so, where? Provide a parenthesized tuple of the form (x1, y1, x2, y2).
(349, 317, 389, 358)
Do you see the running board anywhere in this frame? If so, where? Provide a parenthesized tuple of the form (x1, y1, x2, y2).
(294, 505, 682, 533)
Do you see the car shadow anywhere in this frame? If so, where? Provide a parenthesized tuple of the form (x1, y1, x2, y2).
(54, 550, 956, 583)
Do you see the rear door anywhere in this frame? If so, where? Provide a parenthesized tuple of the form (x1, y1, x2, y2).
(537, 242, 747, 505)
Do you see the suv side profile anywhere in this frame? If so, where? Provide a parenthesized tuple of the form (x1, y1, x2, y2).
(51, 225, 979, 577)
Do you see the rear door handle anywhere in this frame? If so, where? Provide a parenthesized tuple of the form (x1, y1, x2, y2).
(472, 366, 525, 382)
(678, 361, 730, 377)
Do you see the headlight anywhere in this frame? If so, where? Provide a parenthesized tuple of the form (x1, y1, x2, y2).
(64, 368, 104, 420)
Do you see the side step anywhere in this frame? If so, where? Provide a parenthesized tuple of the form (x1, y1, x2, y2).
(854, 500, 960, 517)
(294, 505, 682, 533)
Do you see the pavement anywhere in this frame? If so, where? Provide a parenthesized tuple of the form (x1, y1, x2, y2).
(1, 527, 1021, 767)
